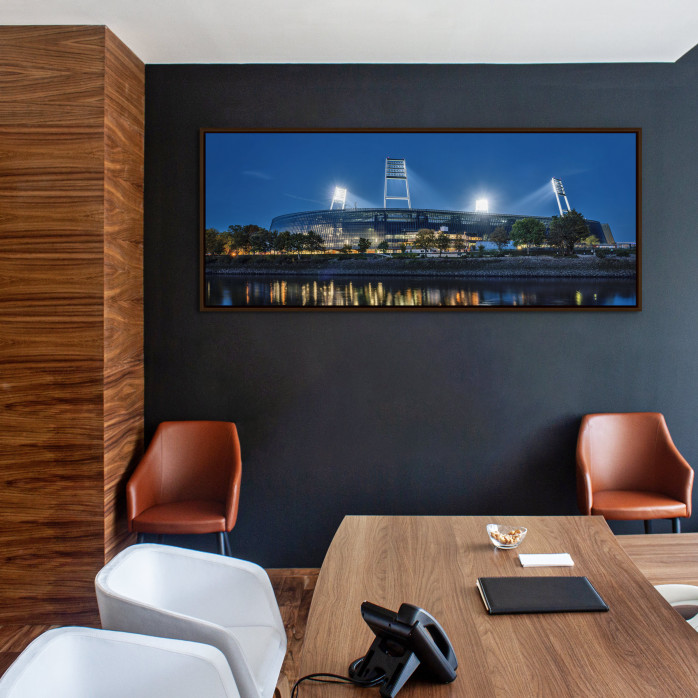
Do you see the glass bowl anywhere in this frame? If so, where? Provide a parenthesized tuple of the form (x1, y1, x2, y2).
(487, 524, 527, 549)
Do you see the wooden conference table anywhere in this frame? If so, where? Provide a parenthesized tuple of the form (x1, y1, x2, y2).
(299, 516, 698, 697)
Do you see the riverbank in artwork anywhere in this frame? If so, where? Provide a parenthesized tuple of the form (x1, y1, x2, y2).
(204, 254, 636, 279)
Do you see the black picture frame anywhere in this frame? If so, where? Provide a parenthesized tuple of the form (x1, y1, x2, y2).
(200, 128, 640, 311)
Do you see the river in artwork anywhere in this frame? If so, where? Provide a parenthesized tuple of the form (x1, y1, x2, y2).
(205, 273, 637, 308)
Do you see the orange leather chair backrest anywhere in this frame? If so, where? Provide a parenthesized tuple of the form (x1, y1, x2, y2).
(576, 412, 693, 516)
(127, 421, 242, 530)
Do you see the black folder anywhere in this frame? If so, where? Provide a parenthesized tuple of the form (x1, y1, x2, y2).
(476, 576, 609, 615)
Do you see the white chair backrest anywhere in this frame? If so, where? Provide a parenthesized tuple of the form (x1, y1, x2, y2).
(0, 627, 240, 698)
(95, 545, 287, 698)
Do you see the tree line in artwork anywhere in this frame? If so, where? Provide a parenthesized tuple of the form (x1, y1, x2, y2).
(204, 225, 325, 256)
(205, 210, 602, 257)
(486, 210, 599, 256)
(413, 210, 600, 256)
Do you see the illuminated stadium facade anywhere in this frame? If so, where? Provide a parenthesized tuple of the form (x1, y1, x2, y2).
(269, 207, 614, 251)
(269, 163, 615, 251)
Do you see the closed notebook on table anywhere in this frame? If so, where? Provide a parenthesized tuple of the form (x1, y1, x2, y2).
(476, 576, 609, 614)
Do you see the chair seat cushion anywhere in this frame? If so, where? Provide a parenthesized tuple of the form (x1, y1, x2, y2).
(591, 490, 688, 520)
(227, 625, 285, 696)
(131, 500, 227, 534)
(655, 585, 698, 630)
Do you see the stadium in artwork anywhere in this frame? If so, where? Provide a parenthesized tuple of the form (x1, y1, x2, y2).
(269, 160, 614, 251)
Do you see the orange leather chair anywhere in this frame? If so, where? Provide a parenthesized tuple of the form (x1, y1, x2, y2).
(127, 421, 242, 554)
(576, 412, 693, 533)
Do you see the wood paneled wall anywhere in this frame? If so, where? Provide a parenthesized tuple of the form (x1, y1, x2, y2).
(103, 29, 145, 561)
(0, 27, 144, 623)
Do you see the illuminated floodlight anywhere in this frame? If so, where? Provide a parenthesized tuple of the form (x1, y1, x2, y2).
(330, 186, 347, 210)
(475, 198, 489, 213)
(551, 177, 571, 215)
(384, 158, 411, 209)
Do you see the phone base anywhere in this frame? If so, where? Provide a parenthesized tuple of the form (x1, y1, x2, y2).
(349, 647, 421, 698)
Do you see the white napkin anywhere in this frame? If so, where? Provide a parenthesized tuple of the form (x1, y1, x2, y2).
(518, 553, 574, 567)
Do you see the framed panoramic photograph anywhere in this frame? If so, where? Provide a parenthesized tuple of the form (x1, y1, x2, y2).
(200, 129, 640, 310)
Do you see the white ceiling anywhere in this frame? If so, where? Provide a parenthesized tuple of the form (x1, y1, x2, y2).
(1, 0, 697, 65)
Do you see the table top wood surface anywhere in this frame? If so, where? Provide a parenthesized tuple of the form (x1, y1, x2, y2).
(618, 533, 698, 586)
(299, 516, 698, 697)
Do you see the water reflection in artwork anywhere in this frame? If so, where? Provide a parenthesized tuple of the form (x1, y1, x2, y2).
(206, 274, 636, 308)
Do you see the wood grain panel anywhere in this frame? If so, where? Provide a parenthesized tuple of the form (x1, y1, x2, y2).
(0, 27, 104, 128)
(103, 28, 144, 561)
(0, 26, 143, 623)
(0, 26, 105, 623)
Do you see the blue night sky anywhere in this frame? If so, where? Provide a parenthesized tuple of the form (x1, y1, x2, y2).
(205, 131, 638, 242)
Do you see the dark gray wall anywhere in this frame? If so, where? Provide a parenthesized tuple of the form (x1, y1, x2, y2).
(145, 50, 698, 567)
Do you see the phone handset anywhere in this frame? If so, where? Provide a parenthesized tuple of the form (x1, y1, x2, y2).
(394, 603, 458, 680)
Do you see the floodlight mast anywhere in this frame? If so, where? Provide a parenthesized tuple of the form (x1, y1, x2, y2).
(330, 187, 347, 210)
(384, 158, 411, 209)
(551, 178, 571, 216)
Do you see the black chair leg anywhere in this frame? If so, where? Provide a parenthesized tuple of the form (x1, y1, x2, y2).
(217, 532, 226, 555)
(223, 532, 232, 556)
(137, 533, 145, 544)
(672, 518, 681, 533)
(644, 520, 653, 534)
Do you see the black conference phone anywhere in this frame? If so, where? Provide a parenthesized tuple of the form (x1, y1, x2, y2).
(348, 601, 458, 698)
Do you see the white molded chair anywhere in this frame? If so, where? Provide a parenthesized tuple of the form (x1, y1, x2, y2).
(655, 584, 698, 631)
(0, 627, 240, 698)
(95, 544, 286, 698)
